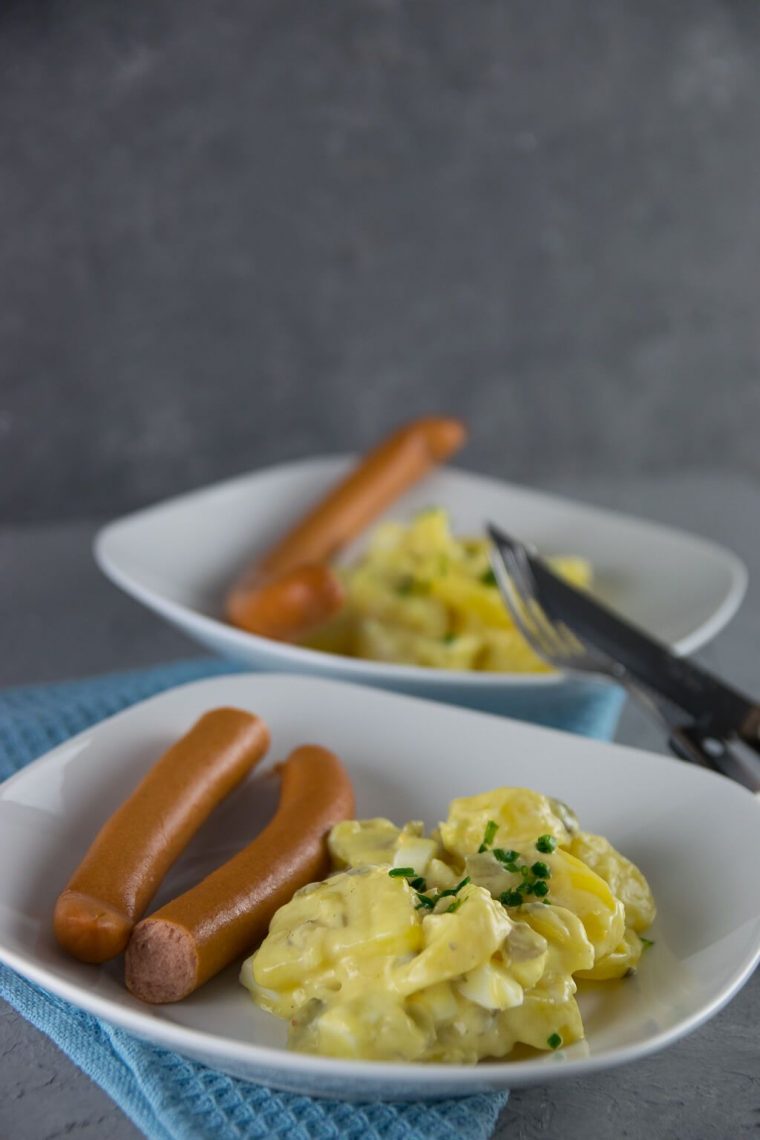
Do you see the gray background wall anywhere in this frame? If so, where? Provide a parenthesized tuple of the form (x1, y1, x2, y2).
(2, 0, 760, 524)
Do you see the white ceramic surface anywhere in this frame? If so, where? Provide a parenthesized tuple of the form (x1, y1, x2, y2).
(1, 674, 758, 1101)
(94, 458, 748, 708)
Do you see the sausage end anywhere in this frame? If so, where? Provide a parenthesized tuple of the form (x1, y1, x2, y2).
(227, 563, 345, 642)
(125, 919, 200, 1004)
(415, 416, 468, 461)
(53, 890, 133, 964)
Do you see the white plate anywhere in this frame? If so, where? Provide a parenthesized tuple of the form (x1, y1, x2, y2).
(1, 674, 758, 1101)
(94, 459, 747, 711)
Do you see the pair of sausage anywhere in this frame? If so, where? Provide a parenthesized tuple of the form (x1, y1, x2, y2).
(53, 708, 354, 1003)
(226, 416, 467, 641)
(54, 418, 463, 996)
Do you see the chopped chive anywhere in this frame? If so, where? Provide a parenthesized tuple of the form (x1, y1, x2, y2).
(500, 889, 524, 908)
(439, 876, 471, 898)
(530, 880, 549, 897)
(640, 936, 655, 950)
(530, 861, 551, 879)
(415, 894, 436, 910)
(446, 897, 464, 913)
(478, 820, 499, 852)
(536, 835, 557, 854)
(480, 568, 498, 587)
(395, 576, 415, 596)
(389, 867, 416, 878)
(493, 848, 519, 865)
(410, 877, 427, 891)
(442, 632, 457, 644)
(547, 1033, 562, 1050)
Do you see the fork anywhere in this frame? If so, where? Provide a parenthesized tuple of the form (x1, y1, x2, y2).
(487, 524, 760, 791)
(487, 531, 679, 720)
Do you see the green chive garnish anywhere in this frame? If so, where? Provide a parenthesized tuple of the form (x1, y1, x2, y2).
(536, 835, 557, 854)
(439, 876, 471, 898)
(415, 894, 436, 910)
(480, 568, 498, 587)
(547, 1033, 562, 1050)
(410, 877, 427, 891)
(530, 861, 551, 879)
(442, 632, 457, 644)
(478, 820, 499, 852)
(493, 848, 519, 865)
(530, 880, 549, 897)
(640, 936, 655, 950)
(446, 898, 464, 913)
(389, 867, 416, 878)
(500, 889, 524, 908)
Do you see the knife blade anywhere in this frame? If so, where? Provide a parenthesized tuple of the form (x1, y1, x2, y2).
(488, 525, 760, 746)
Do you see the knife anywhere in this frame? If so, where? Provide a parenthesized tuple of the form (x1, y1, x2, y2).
(488, 524, 760, 792)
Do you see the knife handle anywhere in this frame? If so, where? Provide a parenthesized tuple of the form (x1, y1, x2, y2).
(668, 725, 760, 793)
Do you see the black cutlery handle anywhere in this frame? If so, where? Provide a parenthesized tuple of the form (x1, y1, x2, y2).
(669, 725, 760, 793)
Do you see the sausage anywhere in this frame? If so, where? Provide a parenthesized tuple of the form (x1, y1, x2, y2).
(124, 744, 355, 1003)
(250, 416, 468, 581)
(227, 563, 346, 643)
(54, 708, 271, 964)
(226, 415, 467, 639)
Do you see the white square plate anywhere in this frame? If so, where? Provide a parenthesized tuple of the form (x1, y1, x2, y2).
(94, 459, 748, 711)
(1, 674, 758, 1100)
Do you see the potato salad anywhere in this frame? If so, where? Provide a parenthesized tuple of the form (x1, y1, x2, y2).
(302, 508, 591, 672)
(240, 787, 655, 1063)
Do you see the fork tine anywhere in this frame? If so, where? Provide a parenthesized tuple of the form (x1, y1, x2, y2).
(488, 524, 609, 672)
(529, 599, 581, 659)
(495, 541, 571, 660)
(499, 579, 558, 667)
(493, 541, 539, 619)
(489, 544, 564, 666)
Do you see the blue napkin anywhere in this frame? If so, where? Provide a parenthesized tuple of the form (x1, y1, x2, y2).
(0, 658, 624, 1140)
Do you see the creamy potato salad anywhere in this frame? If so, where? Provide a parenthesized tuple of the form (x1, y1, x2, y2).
(240, 787, 655, 1062)
(302, 508, 591, 672)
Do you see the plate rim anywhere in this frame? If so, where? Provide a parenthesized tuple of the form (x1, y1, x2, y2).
(2, 672, 759, 1096)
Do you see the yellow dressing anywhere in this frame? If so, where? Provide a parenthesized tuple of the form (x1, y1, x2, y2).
(567, 831, 656, 933)
(302, 508, 592, 673)
(440, 787, 574, 860)
(241, 785, 655, 1063)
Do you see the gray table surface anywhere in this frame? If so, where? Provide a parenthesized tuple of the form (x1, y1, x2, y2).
(1, 470, 758, 1140)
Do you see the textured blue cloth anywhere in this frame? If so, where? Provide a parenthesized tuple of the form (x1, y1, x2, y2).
(0, 658, 624, 1140)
